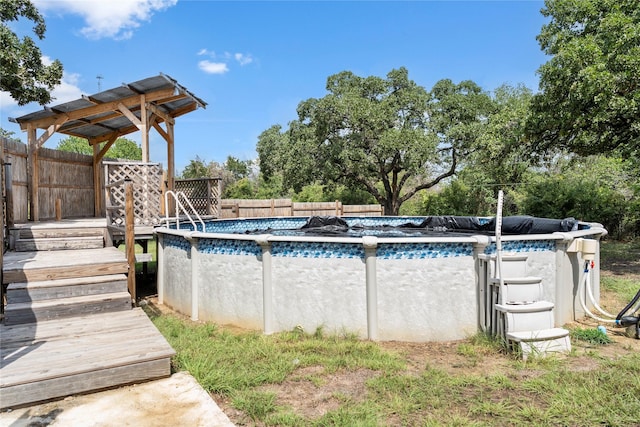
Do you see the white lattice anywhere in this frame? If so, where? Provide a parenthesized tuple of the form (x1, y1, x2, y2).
(105, 162, 163, 227)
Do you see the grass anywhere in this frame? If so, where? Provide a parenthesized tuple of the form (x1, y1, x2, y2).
(570, 327, 613, 345)
(144, 240, 640, 426)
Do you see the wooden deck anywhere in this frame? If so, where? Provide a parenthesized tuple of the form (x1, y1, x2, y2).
(2, 247, 129, 284)
(1, 220, 175, 409)
(0, 308, 175, 409)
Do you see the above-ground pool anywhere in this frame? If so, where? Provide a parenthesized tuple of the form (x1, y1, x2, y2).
(155, 216, 607, 342)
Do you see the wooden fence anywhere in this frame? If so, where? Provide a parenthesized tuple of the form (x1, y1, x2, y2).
(220, 199, 383, 218)
(174, 178, 221, 217)
(171, 178, 383, 218)
(1, 138, 96, 222)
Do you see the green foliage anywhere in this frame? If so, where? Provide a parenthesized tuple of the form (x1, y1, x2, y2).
(570, 328, 612, 345)
(257, 68, 494, 215)
(520, 155, 633, 237)
(223, 177, 255, 199)
(528, 0, 640, 158)
(231, 390, 277, 421)
(0, 0, 63, 105)
(0, 128, 21, 143)
(56, 136, 142, 160)
(180, 155, 255, 198)
(180, 156, 210, 178)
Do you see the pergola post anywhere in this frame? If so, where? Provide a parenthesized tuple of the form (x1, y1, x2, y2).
(140, 95, 149, 162)
(27, 125, 38, 221)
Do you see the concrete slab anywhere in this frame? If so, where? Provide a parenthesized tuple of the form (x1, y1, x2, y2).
(0, 372, 235, 427)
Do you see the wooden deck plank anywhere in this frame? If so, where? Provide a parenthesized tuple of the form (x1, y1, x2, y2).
(1, 359, 171, 409)
(3, 292, 133, 325)
(2, 248, 128, 284)
(15, 236, 104, 251)
(0, 309, 175, 388)
(1, 334, 173, 385)
(0, 308, 151, 345)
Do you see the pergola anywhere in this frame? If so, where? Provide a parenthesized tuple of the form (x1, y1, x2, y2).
(10, 74, 206, 221)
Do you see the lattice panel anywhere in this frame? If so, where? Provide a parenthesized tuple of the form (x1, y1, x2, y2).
(174, 178, 221, 217)
(106, 162, 163, 227)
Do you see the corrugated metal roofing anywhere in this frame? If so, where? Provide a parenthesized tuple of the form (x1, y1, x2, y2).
(11, 74, 206, 143)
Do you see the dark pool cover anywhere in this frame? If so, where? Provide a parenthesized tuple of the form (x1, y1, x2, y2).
(243, 215, 579, 237)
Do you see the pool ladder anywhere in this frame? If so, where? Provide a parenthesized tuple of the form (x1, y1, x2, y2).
(487, 254, 571, 359)
(164, 190, 206, 231)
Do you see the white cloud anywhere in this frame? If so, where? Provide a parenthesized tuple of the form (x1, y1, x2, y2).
(34, 0, 177, 40)
(198, 60, 229, 75)
(234, 53, 253, 66)
(196, 49, 254, 74)
(49, 72, 83, 105)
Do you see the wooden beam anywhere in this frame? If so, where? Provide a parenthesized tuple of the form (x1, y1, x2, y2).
(35, 116, 68, 148)
(147, 103, 174, 125)
(167, 122, 175, 193)
(96, 134, 118, 163)
(125, 179, 136, 303)
(140, 96, 149, 163)
(93, 134, 116, 216)
(152, 122, 169, 141)
(93, 143, 101, 216)
(18, 87, 181, 130)
(117, 103, 143, 128)
(167, 122, 175, 214)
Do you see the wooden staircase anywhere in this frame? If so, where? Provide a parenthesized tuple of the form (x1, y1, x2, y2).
(489, 254, 571, 359)
(1, 219, 175, 409)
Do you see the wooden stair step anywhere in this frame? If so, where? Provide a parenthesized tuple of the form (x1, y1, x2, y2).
(0, 308, 175, 409)
(6, 274, 128, 303)
(3, 292, 133, 325)
(18, 227, 106, 239)
(2, 247, 129, 284)
(15, 236, 104, 251)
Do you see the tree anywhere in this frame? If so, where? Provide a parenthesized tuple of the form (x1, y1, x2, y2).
(56, 136, 142, 160)
(1, 0, 63, 105)
(527, 0, 640, 157)
(180, 156, 210, 179)
(1, 128, 22, 143)
(257, 68, 494, 215)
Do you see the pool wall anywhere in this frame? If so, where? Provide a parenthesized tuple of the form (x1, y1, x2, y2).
(156, 217, 607, 342)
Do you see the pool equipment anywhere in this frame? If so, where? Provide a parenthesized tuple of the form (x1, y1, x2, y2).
(575, 239, 640, 339)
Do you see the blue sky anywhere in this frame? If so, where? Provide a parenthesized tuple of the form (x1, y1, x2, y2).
(1, 0, 548, 174)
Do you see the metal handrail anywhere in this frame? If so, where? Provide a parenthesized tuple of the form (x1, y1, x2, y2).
(164, 190, 206, 232)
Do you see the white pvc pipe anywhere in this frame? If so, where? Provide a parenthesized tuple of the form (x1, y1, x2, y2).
(579, 265, 616, 323)
(584, 264, 617, 318)
(362, 236, 378, 341)
(157, 233, 164, 304)
(188, 235, 199, 321)
(257, 236, 274, 335)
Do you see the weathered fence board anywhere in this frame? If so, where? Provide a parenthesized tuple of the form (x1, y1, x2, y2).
(2, 139, 28, 223)
(217, 198, 383, 219)
(1, 139, 99, 221)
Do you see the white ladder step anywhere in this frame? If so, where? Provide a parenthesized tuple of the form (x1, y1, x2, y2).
(496, 301, 555, 333)
(490, 276, 542, 284)
(491, 276, 544, 304)
(507, 327, 570, 342)
(507, 328, 571, 359)
(495, 301, 555, 313)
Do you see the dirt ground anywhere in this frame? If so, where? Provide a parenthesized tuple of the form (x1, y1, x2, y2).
(206, 247, 640, 425)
